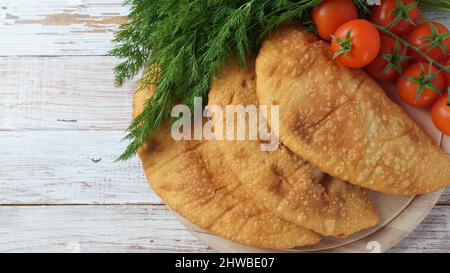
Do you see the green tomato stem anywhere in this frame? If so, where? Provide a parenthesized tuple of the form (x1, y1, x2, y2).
(373, 23, 450, 73)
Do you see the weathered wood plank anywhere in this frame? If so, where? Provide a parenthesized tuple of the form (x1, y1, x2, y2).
(0, 0, 128, 56)
(0, 130, 448, 206)
(0, 205, 211, 253)
(0, 130, 159, 205)
(0, 3, 447, 57)
(1, 55, 448, 138)
(0, 4, 448, 254)
(0, 204, 446, 253)
(391, 206, 450, 253)
(421, 10, 450, 27)
(438, 188, 450, 205)
(441, 135, 450, 154)
(439, 136, 450, 205)
(0, 56, 134, 130)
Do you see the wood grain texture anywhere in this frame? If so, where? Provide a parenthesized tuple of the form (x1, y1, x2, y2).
(0, 131, 158, 205)
(0, 56, 447, 149)
(439, 188, 450, 205)
(0, 4, 447, 57)
(0, 5, 448, 253)
(0, 130, 447, 206)
(392, 206, 450, 253)
(0, 0, 128, 56)
(0, 56, 135, 130)
(183, 190, 446, 253)
(0, 205, 211, 253)
(0, 204, 446, 253)
(442, 136, 450, 154)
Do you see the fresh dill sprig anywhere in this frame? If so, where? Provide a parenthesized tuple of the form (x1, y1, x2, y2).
(418, 0, 450, 11)
(110, 0, 447, 160)
(112, 0, 326, 161)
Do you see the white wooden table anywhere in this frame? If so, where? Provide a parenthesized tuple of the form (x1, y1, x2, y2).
(0, 0, 448, 253)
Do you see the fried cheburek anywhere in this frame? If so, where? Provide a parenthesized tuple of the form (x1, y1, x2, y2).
(208, 60, 378, 237)
(134, 87, 321, 249)
(256, 26, 450, 195)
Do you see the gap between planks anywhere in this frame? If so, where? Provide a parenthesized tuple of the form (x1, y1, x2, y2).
(0, 2, 447, 56)
(0, 130, 449, 206)
(1, 3, 449, 252)
(0, 56, 136, 131)
(0, 130, 158, 205)
(0, 55, 449, 152)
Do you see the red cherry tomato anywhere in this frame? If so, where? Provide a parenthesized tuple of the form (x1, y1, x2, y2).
(311, 0, 358, 41)
(431, 93, 450, 135)
(443, 58, 450, 85)
(370, 0, 419, 36)
(365, 35, 408, 81)
(397, 63, 445, 108)
(331, 19, 381, 68)
(407, 22, 450, 63)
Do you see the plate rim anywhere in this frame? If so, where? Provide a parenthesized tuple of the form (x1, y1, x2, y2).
(176, 189, 443, 253)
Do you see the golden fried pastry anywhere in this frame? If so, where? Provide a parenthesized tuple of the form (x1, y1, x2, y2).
(134, 86, 321, 249)
(208, 59, 378, 237)
(255, 25, 450, 195)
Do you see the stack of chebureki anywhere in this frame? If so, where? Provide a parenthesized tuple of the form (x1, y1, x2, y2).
(134, 26, 450, 249)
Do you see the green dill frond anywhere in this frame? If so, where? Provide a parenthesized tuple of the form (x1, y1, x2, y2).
(111, 0, 374, 160)
(418, 0, 450, 11)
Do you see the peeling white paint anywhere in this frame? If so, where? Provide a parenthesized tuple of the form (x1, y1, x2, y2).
(0, 0, 129, 56)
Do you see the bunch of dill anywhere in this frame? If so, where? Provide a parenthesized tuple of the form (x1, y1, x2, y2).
(111, 0, 445, 160)
(112, 0, 327, 160)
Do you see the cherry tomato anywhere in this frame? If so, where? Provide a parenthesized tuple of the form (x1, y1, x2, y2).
(431, 93, 450, 135)
(365, 35, 408, 81)
(397, 63, 444, 108)
(407, 22, 450, 63)
(331, 19, 381, 68)
(444, 58, 450, 85)
(311, 0, 358, 41)
(370, 0, 419, 36)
